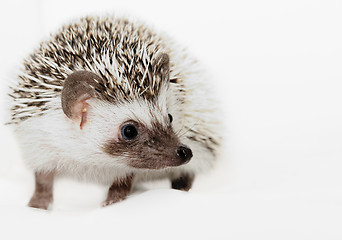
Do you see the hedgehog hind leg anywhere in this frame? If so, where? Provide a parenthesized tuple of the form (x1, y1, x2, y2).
(171, 173, 194, 192)
(28, 171, 55, 210)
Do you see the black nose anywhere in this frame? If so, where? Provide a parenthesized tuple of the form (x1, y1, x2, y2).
(176, 145, 193, 163)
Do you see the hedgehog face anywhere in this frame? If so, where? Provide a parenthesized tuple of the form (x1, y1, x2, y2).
(71, 98, 192, 170)
(101, 104, 192, 169)
(60, 53, 192, 170)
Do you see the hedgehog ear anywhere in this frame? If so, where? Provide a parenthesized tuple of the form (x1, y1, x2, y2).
(61, 71, 102, 129)
(154, 53, 170, 82)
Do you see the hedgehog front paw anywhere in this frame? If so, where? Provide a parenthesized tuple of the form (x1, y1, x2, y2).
(171, 174, 194, 192)
(102, 175, 133, 207)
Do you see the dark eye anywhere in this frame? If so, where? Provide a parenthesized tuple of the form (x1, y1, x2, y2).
(121, 124, 138, 140)
(168, 114, 173, 123)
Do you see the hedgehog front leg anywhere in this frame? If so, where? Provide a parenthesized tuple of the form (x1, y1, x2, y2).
(28, 171, 54, 210)
(102, 174, 134, 207)
(171, 173, 194, 191)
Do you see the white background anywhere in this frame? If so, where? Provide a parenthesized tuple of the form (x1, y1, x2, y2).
(0, 0, 341, 239)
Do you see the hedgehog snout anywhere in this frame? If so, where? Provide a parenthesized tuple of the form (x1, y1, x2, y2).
(176, 144, 193, 164)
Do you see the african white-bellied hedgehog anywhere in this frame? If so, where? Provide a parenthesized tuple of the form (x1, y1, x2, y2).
(8, 15, 221, 209)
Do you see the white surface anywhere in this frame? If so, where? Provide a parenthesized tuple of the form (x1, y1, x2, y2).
(0, 0, 342, 239)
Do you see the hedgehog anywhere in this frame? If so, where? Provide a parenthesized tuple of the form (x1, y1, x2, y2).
(8, 16, 221, 210)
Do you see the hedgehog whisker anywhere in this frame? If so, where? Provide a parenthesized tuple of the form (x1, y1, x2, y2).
(177, 120, 200, 139)
(175, 125, 185, 137)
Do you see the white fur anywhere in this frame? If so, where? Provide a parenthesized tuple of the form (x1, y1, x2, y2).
(14, 85, 216, 185)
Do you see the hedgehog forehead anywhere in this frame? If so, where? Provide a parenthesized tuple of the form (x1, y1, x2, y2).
(92, 98, 168, 129)
(120, 99, 168, 128)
